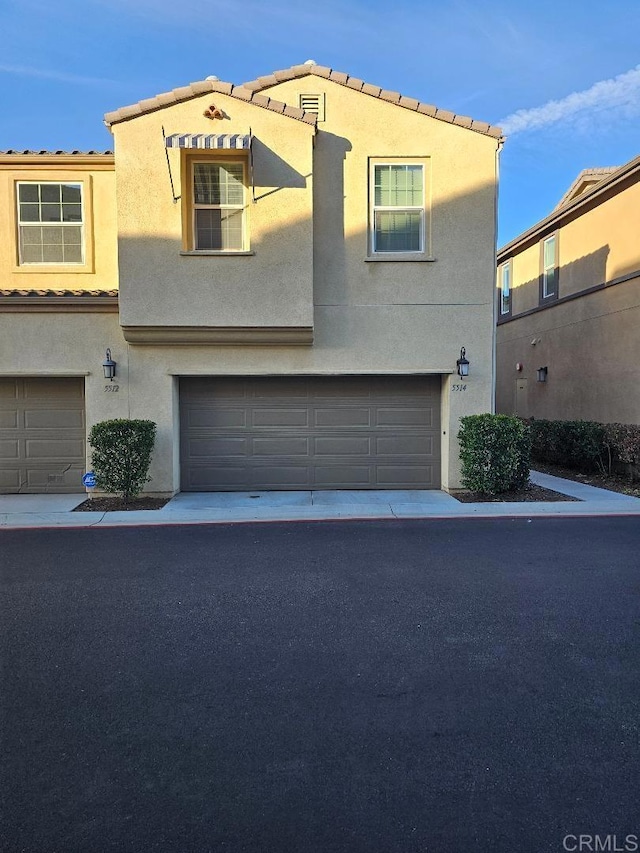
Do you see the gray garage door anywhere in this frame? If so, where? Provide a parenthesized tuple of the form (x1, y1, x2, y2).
(180, 376, 441, 491)
(0, 377, 86, 494)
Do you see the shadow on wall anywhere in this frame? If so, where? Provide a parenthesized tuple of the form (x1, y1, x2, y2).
(501, 245, 611, 316)
(251, 138, 310, 199)
(117, 132, 498, 352)
(495, 244, 640, 423)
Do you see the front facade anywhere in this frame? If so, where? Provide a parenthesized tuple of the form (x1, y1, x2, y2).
(1, 63, 501, 495)
(495, 155, 640, 424)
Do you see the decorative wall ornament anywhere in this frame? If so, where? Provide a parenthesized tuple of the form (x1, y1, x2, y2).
(204, 104, 224, 120)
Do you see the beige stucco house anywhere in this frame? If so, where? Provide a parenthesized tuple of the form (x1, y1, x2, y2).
(1, 62, 502, 495)
(496, 154, 640, 424)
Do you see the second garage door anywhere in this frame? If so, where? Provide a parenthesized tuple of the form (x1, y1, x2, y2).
(180, 376, 441, 491)
(0, 377, 86, 494)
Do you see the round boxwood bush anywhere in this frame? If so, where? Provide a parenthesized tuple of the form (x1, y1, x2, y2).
(88, 419, 157, 501)
(458, 414, 531, 495)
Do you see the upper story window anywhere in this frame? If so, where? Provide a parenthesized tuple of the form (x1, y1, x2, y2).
(17, 182, 83, 264)
(541, 234, 557, 299)
(499, 261, 511, 315)
(192, 161, 246, 252)
(370, 163, 425, 254)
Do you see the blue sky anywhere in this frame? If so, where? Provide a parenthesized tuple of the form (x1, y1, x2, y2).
(1, 0, 639, 245)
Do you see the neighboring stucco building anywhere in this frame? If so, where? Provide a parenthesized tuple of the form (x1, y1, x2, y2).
(495, 154, 640, 425)
(1, 62, 502, 495)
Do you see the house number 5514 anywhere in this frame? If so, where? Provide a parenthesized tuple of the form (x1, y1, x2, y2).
(451, 384, 467, 392)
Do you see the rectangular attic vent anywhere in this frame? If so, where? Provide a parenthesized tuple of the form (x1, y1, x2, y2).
(299, 93, 325, 122)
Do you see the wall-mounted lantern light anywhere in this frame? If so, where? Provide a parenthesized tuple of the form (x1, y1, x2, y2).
(102, 349, 117, 381)
(456, 347, 470, 377)
(537, 366, 548, 383)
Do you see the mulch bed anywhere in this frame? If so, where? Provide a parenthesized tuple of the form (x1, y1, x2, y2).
(73, 497, 170, 512)
(533, 462, 640, 498)
(451, 483, 578, 503)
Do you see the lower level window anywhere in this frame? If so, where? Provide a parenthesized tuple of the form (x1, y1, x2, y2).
(17, 182, 83, 264)
(371, 163, 425, 253)
(193, 161, 245, 251)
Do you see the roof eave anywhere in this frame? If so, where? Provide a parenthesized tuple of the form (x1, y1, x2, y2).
(104, 80, 318, 129)
(498, 154, 640, 260)
(242, 64, 503, 140)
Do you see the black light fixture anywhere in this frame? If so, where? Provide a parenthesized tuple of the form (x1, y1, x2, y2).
(102, 348, 117, 381)
(456, 347, 470, 377)
(537, 366, 548, 383)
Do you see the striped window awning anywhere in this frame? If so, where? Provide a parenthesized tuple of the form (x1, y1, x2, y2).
(164, 133, 251, 150)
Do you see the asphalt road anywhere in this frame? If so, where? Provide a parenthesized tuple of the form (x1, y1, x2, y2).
(2, 517, 639, 853)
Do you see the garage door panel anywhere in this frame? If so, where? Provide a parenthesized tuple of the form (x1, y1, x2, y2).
(252, 409, 309, 428)
(0, 378, 85, 494)
(25, 439, 85, 459)
(24, 408, 85, 429)
(0, 411, 18, 428)
(0, 469, 21, 488)
(314, 465, 372, 486)
(253, 438, 309, 456)
(375, 435, 432, 456)
(25, 466, 86, 489)
(187, 408, 247, 428)
(376, 407, 432, 427)
(377, 465, 436, 486)
(24, 378, 84, 399)
(0, 440, 20, 459)
(180, 376, 440, 491)
(315, 408, 371, 427)
(314, 436, 372, 456)
(189, 437, 248, 456)
(250, 380, 309, 399)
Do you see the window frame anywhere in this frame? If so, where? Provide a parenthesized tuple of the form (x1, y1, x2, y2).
(499, 259, 512, 317)
(540, 233, 559, 303)
(368, 159, 429, 259)
(16, 180, 85, 266)
(181, 151, 250, 255)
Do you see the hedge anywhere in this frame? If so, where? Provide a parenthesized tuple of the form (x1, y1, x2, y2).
(458, 414, 531, 495)
(528, 418, 640, 479)
(88, 419, 157, 501)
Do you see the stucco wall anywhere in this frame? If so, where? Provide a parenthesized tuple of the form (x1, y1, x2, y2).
(2, 76, 499, 494)
(0, 159, 118, 291)
(111, 95, 315, 330)
(496, 174, 640, 424)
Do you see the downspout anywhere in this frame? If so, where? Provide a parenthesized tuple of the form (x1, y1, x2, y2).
(491, 136, 505, 414)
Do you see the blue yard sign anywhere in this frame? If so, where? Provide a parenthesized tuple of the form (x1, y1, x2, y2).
(82, 471, 97, 489)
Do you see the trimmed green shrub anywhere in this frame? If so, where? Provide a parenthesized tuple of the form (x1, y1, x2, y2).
(604, 423, 640, 480)
(529, 419, 607, 471)
(458, 414, 531, 494)
(88, 419, 157, 501)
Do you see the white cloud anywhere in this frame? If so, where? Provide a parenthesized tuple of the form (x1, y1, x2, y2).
(499, 65, 640, 135)
(0, 63, 116, 86)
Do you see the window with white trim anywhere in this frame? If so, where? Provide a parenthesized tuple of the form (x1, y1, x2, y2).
(542, 235, 557, 298)
(500, 261, 511, 315)
(192, 161, 246, 251)
(17, 182, 83, 264)
(370, 163, 425, 254)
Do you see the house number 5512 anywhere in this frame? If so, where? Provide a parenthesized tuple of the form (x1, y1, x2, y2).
(104, 385, 120, 392)
(451, 384, 467, 392)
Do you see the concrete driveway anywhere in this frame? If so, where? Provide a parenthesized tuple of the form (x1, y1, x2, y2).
(2, 517, 639, 852)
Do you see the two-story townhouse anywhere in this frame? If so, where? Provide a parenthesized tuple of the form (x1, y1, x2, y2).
(1, 62, 502, 495)
(495, 154, 640, 424)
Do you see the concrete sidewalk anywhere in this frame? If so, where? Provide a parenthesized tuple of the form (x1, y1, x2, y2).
(1, 471, 639, 529)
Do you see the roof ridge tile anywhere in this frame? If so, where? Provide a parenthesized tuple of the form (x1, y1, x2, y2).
(240, 63, 503, 139)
